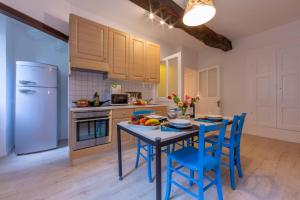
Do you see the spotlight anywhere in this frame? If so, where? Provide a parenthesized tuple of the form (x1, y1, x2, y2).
(168, 25, 173, 29)
(149, 13, 154, 19)
(160, 20, 165, 25)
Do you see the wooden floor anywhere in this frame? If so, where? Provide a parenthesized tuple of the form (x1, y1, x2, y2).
(0, 134, 299, 200)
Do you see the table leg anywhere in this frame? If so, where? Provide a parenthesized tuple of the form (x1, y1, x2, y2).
(155, 137, 162, 200)
(192, 136, 195, 147)
(117, 125, 123, 180)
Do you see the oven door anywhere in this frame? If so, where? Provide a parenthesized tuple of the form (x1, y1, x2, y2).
(74, 117, 110, 150)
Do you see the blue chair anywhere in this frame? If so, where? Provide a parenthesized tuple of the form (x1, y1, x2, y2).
(164, 120, 229, 200)
(133, 110, 155, 183)
(205, 113, 246, 190)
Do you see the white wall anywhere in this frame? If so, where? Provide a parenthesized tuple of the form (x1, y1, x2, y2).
(0, 15, 7, 157)
(197, 19, 300, 143)
(0, 0, 177, 58)
(6, 18, 69, 140)
(5, 16, 15, 153)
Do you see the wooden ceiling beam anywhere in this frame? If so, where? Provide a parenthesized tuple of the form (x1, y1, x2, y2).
(129, 0, 232, 51)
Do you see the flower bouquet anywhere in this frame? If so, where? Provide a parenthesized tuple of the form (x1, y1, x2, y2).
(168, 93, 200, 118)
(167, 94, 189, 116)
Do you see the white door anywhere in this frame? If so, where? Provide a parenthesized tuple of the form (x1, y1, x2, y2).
(184, 67, 197, 97)
(277, 45, 300, 131)
(16, 61, 57, 88)
(197, 66, 220, 115)
(247, 49, 277, 128)
(15, 87, 57, 154)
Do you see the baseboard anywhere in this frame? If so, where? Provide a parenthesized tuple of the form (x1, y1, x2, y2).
(245, 125, 300, 144)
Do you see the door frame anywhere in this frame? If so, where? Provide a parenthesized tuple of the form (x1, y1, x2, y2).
(156, 51, 183, 102)
(197, 65, 220, 100)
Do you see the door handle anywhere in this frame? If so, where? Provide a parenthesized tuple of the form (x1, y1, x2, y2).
(217, 100, 221, 107)
(19, 80, 37, 86)
(19, 89, 37, 94)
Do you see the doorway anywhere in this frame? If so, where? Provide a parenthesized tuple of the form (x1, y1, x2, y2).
(157, 52, 183, 105)
(197, 65, 221, 115)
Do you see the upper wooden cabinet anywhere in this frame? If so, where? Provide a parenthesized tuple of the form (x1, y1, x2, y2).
(108, 28, 130, 79)
(69, 14, 109, 71)
(129, 37, 146, 81)
(69, 14, 160, 83)
(146, 42, 160, 83)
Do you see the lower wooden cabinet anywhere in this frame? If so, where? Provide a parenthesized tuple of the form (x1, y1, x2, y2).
(112, 118, 136, 150)
(111, 106, 167, 150)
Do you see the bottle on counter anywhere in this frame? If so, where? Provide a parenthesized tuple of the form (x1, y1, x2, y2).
(93, 92, 100, 107)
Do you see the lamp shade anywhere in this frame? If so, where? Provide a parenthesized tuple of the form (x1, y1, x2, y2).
(183, 0, 216, 26)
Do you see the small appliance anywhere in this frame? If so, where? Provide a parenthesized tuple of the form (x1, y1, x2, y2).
(111, 94, 129, 105)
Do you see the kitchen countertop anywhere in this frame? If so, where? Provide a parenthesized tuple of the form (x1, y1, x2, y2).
(69, 104, 167, 112)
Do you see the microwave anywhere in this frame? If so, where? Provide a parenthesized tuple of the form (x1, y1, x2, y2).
(111, 94, 129, 105)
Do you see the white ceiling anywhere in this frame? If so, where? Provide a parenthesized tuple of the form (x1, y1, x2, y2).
(206, 0, 300, 39)
(67, 0, 300, 51)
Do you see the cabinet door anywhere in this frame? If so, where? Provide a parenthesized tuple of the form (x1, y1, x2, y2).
(129, 37, 146, 81)
(112, 118, 136, 149)
(146, 42, 160, 83)
(108, 28, 130, 79)
(70, 14, 109, 71)
(277, 45, 300, 131)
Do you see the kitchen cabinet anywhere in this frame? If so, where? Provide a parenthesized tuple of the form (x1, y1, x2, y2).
(129, 37, 146, 81)
(145, 42, 160, 83)
(69, 14, 161, 82)
(69, 14, 109, 71)
(112, 109, 135, 149)
(108, 28, 130, 79)
(112, 118, 136, 149)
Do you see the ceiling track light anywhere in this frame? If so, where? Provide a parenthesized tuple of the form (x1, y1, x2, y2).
(183, 0, 216, 26)
(149, 13, 154, 19)
(147, 12, 174, 30)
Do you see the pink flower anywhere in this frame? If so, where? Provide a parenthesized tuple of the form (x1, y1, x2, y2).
(172, 93, 177, 97)
(185, 95, 191, 100)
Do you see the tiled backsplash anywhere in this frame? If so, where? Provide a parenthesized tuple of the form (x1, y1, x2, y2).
(69, 70, 156, 105)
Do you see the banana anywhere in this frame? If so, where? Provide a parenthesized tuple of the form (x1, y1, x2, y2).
(145, 119, 160, 126)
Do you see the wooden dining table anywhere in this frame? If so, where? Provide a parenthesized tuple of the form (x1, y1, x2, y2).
(116, 118, 232, 200)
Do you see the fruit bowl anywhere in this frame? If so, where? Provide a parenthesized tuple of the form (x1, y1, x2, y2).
(129, 114, 161, 129)
(128, 123, 160, 130)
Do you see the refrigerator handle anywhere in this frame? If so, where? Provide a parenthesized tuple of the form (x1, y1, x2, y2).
(19, 80, 37, 86)
(18, 89, 37, 95)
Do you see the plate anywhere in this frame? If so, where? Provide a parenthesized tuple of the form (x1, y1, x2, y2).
(207, 115, 222, 119)
(147, 115, 166, 120)
(169, 123, 193, 128)
(168, 119, 191, 125)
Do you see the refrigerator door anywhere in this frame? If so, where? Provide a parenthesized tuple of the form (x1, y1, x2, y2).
(16, 61, 57, 88)
(15, 87, 57, 154)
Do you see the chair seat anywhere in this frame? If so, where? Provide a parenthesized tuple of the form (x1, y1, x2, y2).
(169, 147, 218, 171)
(205, 134, 231, 148)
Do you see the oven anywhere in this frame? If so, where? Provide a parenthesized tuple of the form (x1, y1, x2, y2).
(71, 110, 112, 150)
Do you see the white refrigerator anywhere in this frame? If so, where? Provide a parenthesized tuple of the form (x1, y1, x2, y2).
(15, 61, 58, 154)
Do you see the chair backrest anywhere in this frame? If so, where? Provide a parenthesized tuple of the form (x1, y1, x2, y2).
(198, 120, 229, 167)
(132, 110, 155, 116)
(229, 113, 247, 147)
